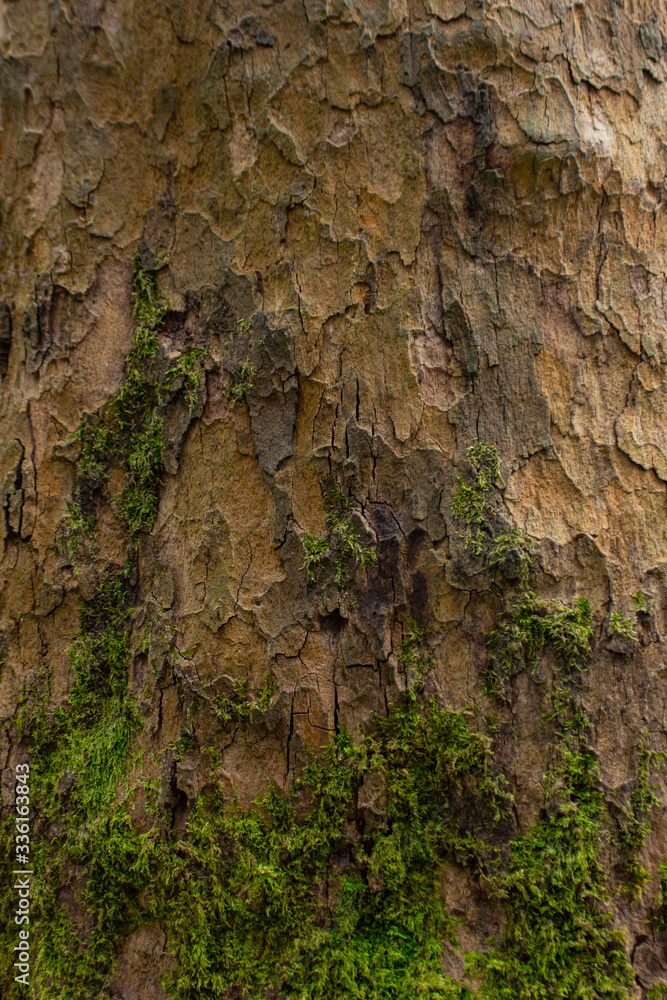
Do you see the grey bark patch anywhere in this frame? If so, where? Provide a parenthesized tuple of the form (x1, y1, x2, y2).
(249, 382, 298, 475)
(442, 297, 479, 375)
(200, 45, 231, 130)
(444, 256, 551, 464)
(36, 583, 64, 617)
(402, 30, 455, 122)
(639, 22, 663, 62)
(559, 153, 581, 195)
(248, 325, 298, 477)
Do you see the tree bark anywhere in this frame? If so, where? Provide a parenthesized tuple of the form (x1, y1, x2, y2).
(1, 1, 667, 997)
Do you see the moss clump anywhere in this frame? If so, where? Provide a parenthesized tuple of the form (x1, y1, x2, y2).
(631, 591, 650, 613)
(618, 746, 667, 900)
(24, 569, 140, 830)
(486, 594, 594, 730)
(16, 565, 145, 999)
(149, 698, 507, 1000)
(75, 253, 205, 536)
(213, 672, 277, 727)
(302, 530, 332, 581)
(225, 358, 256, 401)
(609, 611, 638, 643)
(18, 682, 510, 1000)
(399, 615, 435, 697)
(9, 390, 650, 1000)
(8, 250, 209, 998)
(32, 811, 154, 1000)
(452, 442, 638, 997)
(451, 445, 594, 730)
(471, 747, 633, 1000)
(658, 861, 667, 930)
(62, 499, 98, 557)
(452, 443, 503, 555)
(301, 481, 376, 586)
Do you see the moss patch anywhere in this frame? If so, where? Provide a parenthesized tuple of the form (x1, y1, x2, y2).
(470, 748, 633, 1000)
(75, 253, 205, 536)
(144, 699, 506, 1000)
(301, 481, 376, 588)
(6, 376, 652, 1000)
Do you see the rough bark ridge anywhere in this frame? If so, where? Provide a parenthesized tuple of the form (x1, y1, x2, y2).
(1, 0, 667, 997)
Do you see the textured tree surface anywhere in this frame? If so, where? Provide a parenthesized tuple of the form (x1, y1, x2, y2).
(2, 0, 667, 997)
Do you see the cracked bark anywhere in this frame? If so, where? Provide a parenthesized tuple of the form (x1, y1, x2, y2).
(1, 0, 667, 995)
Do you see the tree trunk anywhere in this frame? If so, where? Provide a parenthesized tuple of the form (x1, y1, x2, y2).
(1, 0, 667, 997)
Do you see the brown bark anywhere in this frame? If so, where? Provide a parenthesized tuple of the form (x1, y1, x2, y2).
(2, 0, 667, 996)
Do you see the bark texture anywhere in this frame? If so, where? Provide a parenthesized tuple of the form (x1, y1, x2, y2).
(1, 0, 667, 997)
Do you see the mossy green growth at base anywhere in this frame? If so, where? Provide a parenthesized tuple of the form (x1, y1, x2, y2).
(150, 697, 507, 1000)
(22, 569, 141, 832)
(31, 811, 154, 1000)
(5, 427, 652, 1000)
(470, 747, 633, 1000)
(3, 563, 146, 1000)
(450, 441, 639, 998)
(15, 693, 510, 1000)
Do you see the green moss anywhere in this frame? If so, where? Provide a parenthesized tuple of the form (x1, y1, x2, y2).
(609, 611, 638, 642)
(62, 500, 97, 558)
(226, 359, 256, 402)
(631, 591, 648, 613)
(399, 616, 435, 697)
(301, 481, 376, 589)
(147, 698, 507, 1000)
(451, 443, 639, 997)
(16, 659, 512, 1000)
(25, 569, 141, 831)
(452, 443, 503, 555)
(10, 387, 651, 1000)
(164, 348, 206, 415)
(658, 861, 667, 930)
(486, 593, 594, 732)
(75, 253, 205, 536)
(32, 811, 154, 1000)
(0, 816, 24, 1000)
(470, 748, 633, 1000)
(302, 530, 331, 581)
(12, 561, 146, 998)
(213, 672, 278, 727)
(618, 746, 667, 900)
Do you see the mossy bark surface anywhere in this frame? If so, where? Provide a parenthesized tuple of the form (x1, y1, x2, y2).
(2, 1, 667, 997)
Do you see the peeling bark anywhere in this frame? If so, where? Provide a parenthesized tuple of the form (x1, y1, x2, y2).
(2, 0, 667, 997)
